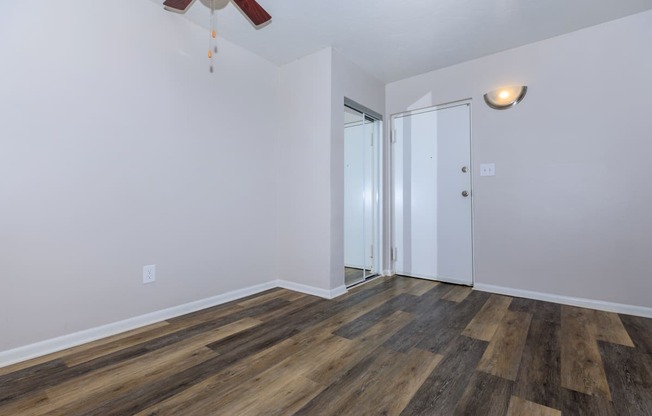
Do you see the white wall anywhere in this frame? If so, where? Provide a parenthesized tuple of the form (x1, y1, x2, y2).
(386, 10, 652, 308)
(277, 48, 385, 291)
(331, 49, 385, 287)
(0, 0, 280, 351)
(276, 49, 333, 290)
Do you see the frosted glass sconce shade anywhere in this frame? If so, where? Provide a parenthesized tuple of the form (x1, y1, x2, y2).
(484, 86, 528, 110)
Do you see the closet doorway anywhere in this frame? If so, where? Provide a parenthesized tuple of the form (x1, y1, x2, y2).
(344, 100, 381, 287)
(391, 101, 473, 285)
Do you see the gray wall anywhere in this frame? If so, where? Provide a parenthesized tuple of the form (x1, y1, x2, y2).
(386, 11, 652, 308)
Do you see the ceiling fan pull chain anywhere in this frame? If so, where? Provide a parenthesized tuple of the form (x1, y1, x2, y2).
(162, 0, 270, 69)
(208, 0, 216, 72)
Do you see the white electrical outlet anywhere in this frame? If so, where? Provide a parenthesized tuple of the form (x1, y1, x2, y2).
(143, 264, 156, 284)
(480, 163, 496, 177)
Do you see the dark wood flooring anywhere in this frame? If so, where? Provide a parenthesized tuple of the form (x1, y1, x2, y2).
(1, 276, 651, 415)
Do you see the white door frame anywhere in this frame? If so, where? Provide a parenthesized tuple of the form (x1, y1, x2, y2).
(388, 99, 475, 286)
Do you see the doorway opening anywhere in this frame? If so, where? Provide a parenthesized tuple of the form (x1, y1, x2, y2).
(344, 100, 382, 287)
(390, 100, 474, 286)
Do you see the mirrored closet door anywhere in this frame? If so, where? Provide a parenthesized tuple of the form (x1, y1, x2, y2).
(344, 103, 381, 287)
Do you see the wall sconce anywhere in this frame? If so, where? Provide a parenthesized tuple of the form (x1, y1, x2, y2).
(484, 86, 528, 110)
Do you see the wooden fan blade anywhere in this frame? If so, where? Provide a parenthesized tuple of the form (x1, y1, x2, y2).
(232, 0, 272, 26)
(163, 0, 196, 13)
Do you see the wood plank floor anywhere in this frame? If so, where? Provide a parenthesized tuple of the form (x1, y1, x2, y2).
(1, 276, 651, 415)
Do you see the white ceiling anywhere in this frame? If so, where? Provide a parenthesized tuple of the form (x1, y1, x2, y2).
(150, 0, 652, 83)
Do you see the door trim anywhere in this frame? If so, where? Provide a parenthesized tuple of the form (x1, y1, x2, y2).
(345, 97, 383, 121)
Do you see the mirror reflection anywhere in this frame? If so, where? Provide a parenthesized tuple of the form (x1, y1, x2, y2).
(344, 105, 380, 286)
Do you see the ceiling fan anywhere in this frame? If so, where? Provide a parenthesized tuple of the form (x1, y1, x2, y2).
(162, 0, 272, 27)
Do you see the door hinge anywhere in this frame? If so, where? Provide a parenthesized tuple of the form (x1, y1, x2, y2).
(370, 245, 374, 259)
(391, 129, 397, 144)
(391, 247, 398, 261)
(370, 131, 374, 147)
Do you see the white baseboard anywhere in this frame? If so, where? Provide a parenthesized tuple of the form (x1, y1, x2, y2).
(276, 280, 347, 299)
(474, 283, 652, 318)
(0, 279, 346, 369)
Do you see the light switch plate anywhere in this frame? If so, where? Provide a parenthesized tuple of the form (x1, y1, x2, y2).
(480, 163, 496, 177)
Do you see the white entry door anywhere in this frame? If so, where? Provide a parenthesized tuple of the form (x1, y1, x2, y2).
(392, 102, 473, 285)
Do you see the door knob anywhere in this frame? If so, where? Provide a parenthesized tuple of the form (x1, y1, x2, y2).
(462, 190, 469, 197)
(461, 166, 468, 173)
